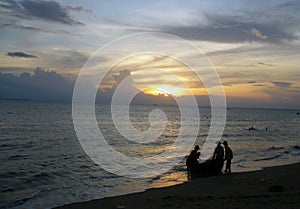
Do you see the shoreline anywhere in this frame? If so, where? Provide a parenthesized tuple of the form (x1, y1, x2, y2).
(54, 162, 300, 209)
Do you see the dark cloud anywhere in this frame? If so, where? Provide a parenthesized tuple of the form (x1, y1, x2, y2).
(65, 5, 92, 14)
(0, 1, 22, 11)
(272, 82, 293, 88)
(0, 22, 77, 35)
(247, 81, 257, 84)
(252, 84, 268, 87)
(163, 21, 295, 43)
(161, 12, 297, 43)
(0, 22, 48, 32)
(7, 51, 38, 58)
(258, 62, 275, 67)
(65, 5, 84, 12)
(0, 68, 74, 101)
(0, 0, 84, 25)
(270, 1, 300, 16)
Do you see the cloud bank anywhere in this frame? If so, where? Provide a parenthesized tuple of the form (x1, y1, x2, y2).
(0, 69, 177, 105)
(0, 68, 74, 101)
(1, 69, 299, 108)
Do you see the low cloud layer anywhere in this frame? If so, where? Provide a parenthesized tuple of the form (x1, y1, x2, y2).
(0, 68, 299, 108)
(0, 68, 74, 101)
(0, 69, 176, 105)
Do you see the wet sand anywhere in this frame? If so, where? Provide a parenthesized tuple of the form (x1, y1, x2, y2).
(55, 163, 300, 209)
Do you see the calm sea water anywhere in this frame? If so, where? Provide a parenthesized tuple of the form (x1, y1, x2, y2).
(1, 100, 300, 209)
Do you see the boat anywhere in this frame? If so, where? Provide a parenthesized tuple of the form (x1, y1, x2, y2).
(188, 159, 224, 178)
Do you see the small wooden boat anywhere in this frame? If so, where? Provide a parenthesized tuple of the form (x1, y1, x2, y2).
(188, 159, 224, 178)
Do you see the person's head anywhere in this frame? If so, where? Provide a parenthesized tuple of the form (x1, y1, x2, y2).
(194, 145, 200, 151)
(223, 141, 228, 146)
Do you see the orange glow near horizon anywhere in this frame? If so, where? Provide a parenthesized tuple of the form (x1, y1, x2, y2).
(144, 86, 186, 97)
(223, 84, 272, 100)
(141, 83, 273, 100)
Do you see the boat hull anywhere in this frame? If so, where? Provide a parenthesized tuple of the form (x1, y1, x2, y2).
(188, 159, 224, 178)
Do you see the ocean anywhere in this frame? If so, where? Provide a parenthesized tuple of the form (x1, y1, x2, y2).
(1, 100, 300, 209)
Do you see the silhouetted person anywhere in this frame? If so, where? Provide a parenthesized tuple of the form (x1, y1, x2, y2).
(223, 141, 233, 173)
(186, 145, 200, 167)
(213, 141, 224, 161)
(213, 141, 225, 171)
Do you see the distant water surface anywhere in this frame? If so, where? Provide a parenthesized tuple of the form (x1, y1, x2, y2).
(1, 100, 300, 209)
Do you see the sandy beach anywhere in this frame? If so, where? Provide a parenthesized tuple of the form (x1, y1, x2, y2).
(55, 162, 300, 209)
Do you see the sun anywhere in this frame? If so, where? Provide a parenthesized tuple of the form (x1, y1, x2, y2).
(145, 86, 184, 97)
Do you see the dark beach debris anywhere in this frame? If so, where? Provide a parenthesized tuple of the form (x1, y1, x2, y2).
(268, 185, 285, 192)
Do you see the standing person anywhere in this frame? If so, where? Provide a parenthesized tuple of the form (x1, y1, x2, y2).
(186, 145, 200, 167)
(223, 141, 233, 173)
(213, 141, 225, 171)
(213, 141, 224, 161)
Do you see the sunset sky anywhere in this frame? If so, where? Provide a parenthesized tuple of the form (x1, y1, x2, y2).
(1, 0, 300, 108)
